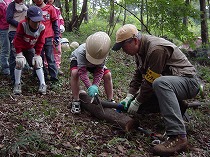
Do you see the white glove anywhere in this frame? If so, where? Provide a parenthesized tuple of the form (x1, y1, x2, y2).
(120, 93, 134, 110)
(60, 25, 65, 33)
(16, 52, 26, 68)
(127, 98, 141, 114)
(32, 55, 43, 68)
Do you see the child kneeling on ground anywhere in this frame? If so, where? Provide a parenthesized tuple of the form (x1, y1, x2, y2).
(69, 31, 114, 114)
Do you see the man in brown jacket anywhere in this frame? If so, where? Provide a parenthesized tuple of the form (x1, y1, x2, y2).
(112, 24, 200, 156)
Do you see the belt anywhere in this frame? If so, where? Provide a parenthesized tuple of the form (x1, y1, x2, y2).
(182, 74, 196, 78)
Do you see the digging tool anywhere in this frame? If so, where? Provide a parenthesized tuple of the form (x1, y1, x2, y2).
(91, 96, 125, 112)
(137, 127, 161, 145)
(99, 101, 125, 112)
(91, 93, 105, 114)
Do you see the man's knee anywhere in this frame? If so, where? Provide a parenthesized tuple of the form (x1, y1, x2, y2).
(153, 77, 163, 90)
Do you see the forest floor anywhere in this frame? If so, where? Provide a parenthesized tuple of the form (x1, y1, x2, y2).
(0, 50, 209, 157)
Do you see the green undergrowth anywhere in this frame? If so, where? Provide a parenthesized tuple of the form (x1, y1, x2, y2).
(0, 23, 210, 156)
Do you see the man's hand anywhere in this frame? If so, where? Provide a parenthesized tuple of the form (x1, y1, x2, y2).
(60, 25, 65, 33)
(32, 55, 43, 68)
(120, 93, 134, 111)
(16, 52, 26, 69)
(88, 85, 99, 97)
(54, 37, 60, 46)
(127, 98, 141, 114)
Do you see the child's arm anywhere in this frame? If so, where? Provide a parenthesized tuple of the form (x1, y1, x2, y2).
(58, 10, 65, 34)
(93, 67, 104, 86)
(6, 2, 19, 27)
(52, 20, 59, 37)
(78, 66, 92, 88)
(59, 14, 64, 26)
(50, 6, 60, 45)
(52, 20, 60, 45)
(13, 22, 24, 54)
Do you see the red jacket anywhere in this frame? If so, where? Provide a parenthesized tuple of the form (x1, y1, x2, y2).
(13, 20, 45, 55)
(41, 4, 58, 38)
(0, 1, 11, 30)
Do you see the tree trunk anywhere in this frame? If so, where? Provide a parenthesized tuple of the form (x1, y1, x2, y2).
(107, 0, 114, 35)
(183, 0, 190, 26)
(77, 0, 88, 28)
(207, 0, 210, 19)
(69, 0, 78, 31)
(64, 0, 70, 31)
(109, 0, 114, 27)
(123, 2, 126, 25)
(84, 3, 88, 22)
(200, 0, 209, 44)
(140, 0, 145, 31)
(79, 91, 139, 132)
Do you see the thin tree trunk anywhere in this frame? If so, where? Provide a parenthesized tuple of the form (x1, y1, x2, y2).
(64, 0, 70, 31)
(200, 0, 208, 44)
(183, 0, 190, 26)
(77, 0, 88, 28)
(123, 2, 126, 25)
(207, 0, 210, 19)
(84, 3, 88, 22)
(109, 0, 114, 26)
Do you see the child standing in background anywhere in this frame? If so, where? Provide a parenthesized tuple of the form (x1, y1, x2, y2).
(44, 0, 65, 75)
(33, 0, 59, 82)
(6, 0, 28, 84)
(0, 0, 12, 75)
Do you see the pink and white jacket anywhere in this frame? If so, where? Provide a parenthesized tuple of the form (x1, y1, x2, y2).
(0, 0, 12, 30)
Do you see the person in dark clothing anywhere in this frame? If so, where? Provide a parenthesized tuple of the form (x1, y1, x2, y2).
(6, 0, 28, 84)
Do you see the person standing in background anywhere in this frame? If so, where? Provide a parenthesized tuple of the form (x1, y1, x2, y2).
(33, 0, 59, 82)
(6, 0, 28, 84)
(44, 0, 65, 75)
(0, 0, 12, 76)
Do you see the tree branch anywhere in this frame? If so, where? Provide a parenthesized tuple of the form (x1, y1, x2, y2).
(114, 2, 151, 35)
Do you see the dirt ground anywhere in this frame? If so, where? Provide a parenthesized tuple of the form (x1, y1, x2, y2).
(0, 66, 209, 156)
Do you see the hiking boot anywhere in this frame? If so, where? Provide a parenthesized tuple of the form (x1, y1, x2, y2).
(13, 84, 22, 95)
(38, 84, 47, 95)
(153, 135, 188, 156)
(71, 101, 81, 114)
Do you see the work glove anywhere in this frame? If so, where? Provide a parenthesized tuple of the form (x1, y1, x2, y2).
(60, 25, 65, 33)
(54, 37, 60, 46)
(120, 93, 134, 111)
(87, 85, 99, 97)
(32, 55, 43, 68)
(127, 98, 141, 114)
(15, 52, 26, 69)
